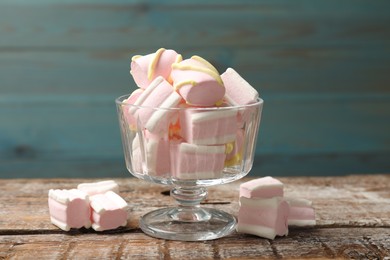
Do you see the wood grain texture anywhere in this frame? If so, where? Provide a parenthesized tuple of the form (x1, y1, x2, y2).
(1, 1, 389, 49)
(0, 175, 389, 259)
(0, 229, 389, 259)
(2, 49, 390, 95)
(0, 0, 389, 178)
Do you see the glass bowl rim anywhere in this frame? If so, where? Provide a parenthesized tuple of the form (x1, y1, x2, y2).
(115, 93, 263, 111)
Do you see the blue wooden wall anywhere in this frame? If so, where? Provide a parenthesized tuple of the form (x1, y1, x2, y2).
(1, 0, 389, 178)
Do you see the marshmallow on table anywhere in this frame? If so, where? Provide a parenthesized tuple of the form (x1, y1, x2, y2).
(48, 189, 91, 231)
(239, 176, 284, 199)
(128, 76, 182, 133)
(179, 108, 238, 145)
(130, 48, 182, 89)
(90, 191, 129, 231)
(170, 142, 226, 180)
(171, 56, 225, 106)
(285, 197, 316, 226)
(237, 196, 289, 239)
(131, 130, 171, 177)
(77, 180, 119, 196)
(221, 68, 259, 106)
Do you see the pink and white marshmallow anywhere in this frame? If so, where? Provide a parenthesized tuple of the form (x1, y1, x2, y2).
(130, 48, 182, 89)
(48, 189, 91, 231)
(237, 196, 289, 239)
(122, 89, 144, 130)
(221, 68, 259, 106)
(237, 177, 316, 239)
(132, 131, 171, 177)
(171, 56, 225, 106)
(90, 191, 129, 231)
(170, 142, 226, 180)
(285, 197, 316, 226)
(128, 76, 182, 133)
(239, 176, 284, 199)
(77, 180, 119, 196)
(179, 108, 238, 145)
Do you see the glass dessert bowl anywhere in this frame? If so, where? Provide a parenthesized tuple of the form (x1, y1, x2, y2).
(116, 94, 263, 241)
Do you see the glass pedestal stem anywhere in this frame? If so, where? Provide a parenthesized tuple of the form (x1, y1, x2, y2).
(169, 186, 211, 222)
(139, 185, 237, 241)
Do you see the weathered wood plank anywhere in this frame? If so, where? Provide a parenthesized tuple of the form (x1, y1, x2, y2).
(1, 48, 389, 95)
(0, 175, 389, 259)
(254, 152, 390, 177)
(0, 175, 389, 231)
(1, 96, 389, 157)
(0, 229, 389, 259)
(1, 152, 390, 179)
(1, 95, 389, 177)
(0, 1, 389, 49)
(1, 229, 389, 259)
(0, 0, 389, 179)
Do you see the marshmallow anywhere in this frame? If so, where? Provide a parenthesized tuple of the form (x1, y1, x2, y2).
(124, 88, 144, 104)
(77, 180, 119, 196)
(221, 68, 259, 106)
(237, 177, 316, 239)
(48, 189, 91, 231)
(132, 131, 171, 177)
(122, 89, 144, 130)
(285, 197, 316, 226)
(179, 108, 238, 145)
(170, 142, 226, 180)
(130, 132, 143, 174)
(128, 76, 182, 133)
(239, 176, 284, 199)
(130, 48, 182, 89)
(237, 197, 289, 239)
(90, 191, 129, 231)
(124, 49, 264, 185)
(171, 56, 225, 106)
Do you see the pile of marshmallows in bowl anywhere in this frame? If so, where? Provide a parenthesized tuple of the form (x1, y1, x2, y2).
(121, 48, 261, 180)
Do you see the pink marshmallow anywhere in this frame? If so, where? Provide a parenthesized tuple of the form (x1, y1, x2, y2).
(130, 133, 143, 174)
(170, 142, 226, 180)
(125, 88, 144, 104)
(240, 176, 284, 199)
(221, 68, 259, 106)
(77, 180, 119, 196)
(48, 189, 91, 231)
(122, 89, 144, 130)
(90, 191, 129, 231)
(237, 197, 289, 239)
(171, 56, 225, 106)
(130, 48, 182, 89)
(132, 131, 171, 177)
(179, 108, 238, 145)
(128, 76, 182, 133)
(285, 197, 316, 226)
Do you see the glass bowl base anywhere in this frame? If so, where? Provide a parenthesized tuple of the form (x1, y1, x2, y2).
(139, 207, 237, 241)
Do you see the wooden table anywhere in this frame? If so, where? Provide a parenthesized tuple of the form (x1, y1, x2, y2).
(1, 175, 389, 259)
